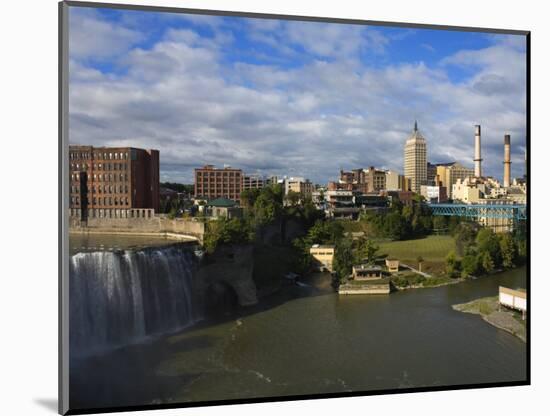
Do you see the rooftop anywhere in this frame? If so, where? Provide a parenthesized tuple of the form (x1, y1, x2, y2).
(353, 264, 382, 271)
(207, 198, 238, 207)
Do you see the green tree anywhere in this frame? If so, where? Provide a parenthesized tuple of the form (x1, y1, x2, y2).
(204, 218, 254, 253)
(334, 238, 354, 284)
(432, 216, 447, 232)
(384, 211, 409, 240)
(480, 250, 495, 273)
(476, 228, 501, 267)
(453, 222, 480, 256)
(306, 220, 344, 246)
(240, 188, 261, 209)
(499, 233, 517, 268)
(284, 190, 301, 207)
(253, 187, 283, 227)
(445, 251, 461, 277)
(461, 254, 480, 278)
(354, 237, 379, 264)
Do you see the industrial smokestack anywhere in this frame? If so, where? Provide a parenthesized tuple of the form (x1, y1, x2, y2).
(474, 125, 482, 177)
(503, 134, 511, 188)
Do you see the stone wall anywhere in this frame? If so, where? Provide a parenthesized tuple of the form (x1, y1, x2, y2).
(70, 215, 205, 243)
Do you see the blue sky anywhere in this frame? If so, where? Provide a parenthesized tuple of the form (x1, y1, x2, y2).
(68, 6, 527, 184)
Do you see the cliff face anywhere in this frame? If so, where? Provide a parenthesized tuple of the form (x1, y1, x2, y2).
(196, 245, 258, 309)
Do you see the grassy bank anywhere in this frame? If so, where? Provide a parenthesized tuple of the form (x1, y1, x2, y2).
(378, 235, 454, 276)
(391, 273, 459, 290)
(452, 296, 526, 342)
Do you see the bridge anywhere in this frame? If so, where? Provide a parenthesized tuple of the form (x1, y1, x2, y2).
(429, 203, 527, 220)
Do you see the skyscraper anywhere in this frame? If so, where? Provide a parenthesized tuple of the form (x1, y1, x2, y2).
(404, 121, 427, 193)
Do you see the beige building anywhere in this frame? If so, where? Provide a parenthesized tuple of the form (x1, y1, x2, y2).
(451, 178, 484, 203)
(285, 177, 314, 197)
(385, 259, 400, 273)
(364, 166, 386, 192)
(436, 162, 474, 199)
(310, 245, 335, 272)
(404, 121, 427, 193)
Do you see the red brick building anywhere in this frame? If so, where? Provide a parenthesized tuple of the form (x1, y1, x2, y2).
(194, 165, 243, 203)
(69, 146, 159, 217)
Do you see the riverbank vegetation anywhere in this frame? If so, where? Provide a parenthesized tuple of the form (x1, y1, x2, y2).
(446, 222, 527, 278)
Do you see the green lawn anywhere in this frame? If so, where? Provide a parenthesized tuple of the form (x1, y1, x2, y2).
(377, 235, 455, 276)
(377, 235, 455, 262)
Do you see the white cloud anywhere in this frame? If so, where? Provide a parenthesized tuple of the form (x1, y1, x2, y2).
(69, 8, 143, 60)
(68, 13, 527, 184)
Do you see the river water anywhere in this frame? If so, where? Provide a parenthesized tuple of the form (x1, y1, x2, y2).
(69, 236, 527, 410)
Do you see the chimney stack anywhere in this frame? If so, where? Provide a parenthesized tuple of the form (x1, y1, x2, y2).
(474, 125, 482, 177)
(503, 134, 511, 188)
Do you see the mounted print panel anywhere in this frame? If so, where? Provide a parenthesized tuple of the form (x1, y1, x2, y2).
(59, 1, 529, 414)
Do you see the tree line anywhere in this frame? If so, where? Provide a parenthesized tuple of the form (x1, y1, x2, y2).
(446, 221, 527, 278)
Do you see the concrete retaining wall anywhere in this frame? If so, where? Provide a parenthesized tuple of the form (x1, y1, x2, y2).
(70, 216, 205, 243)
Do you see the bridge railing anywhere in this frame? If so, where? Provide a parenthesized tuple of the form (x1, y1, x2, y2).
(429, 203, 527, 220)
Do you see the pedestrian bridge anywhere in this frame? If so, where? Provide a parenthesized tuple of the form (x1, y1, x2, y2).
(429, 203, 527, 220)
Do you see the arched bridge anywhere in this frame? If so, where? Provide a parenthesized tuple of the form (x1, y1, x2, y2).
(429, 203, 527, 220)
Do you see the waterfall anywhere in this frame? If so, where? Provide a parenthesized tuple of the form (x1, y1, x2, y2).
(69, 244, 197, 356)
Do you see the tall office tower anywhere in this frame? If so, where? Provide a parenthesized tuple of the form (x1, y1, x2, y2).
(404, 121, 427, 193)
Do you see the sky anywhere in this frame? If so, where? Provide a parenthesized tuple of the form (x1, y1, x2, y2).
(68, 6, 527, 185)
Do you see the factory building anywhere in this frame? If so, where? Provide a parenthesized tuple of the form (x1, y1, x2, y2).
(69, 145, 160, 219)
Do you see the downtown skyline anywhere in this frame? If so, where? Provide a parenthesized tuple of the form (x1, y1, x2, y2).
(68, 7, 527, 184)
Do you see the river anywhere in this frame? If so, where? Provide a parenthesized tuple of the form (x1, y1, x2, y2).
(69, 235, 527, 410)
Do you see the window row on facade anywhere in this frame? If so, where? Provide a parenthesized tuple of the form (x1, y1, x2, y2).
(70, 162, 128, 171)
(70, 151, 129, 160)
(70, 173, 129, 182)
(71, 184, 129, 194)
(70, 196, 131, 206)
(196, 172, 241, 178)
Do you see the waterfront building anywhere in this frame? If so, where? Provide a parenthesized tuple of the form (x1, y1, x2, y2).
(69, 145, 160, 219)
(309, 245, 335, 272)
(499, 286, 527, 319)
(352, 264, 383, 280)
(404, 121, 427, 193)
(194, 165, 243, 203)
(436, 162, 474, 199)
